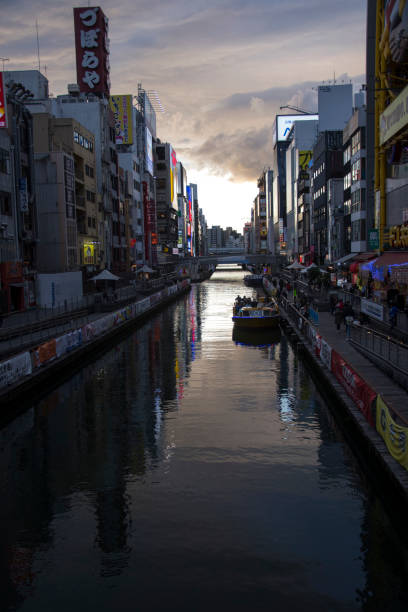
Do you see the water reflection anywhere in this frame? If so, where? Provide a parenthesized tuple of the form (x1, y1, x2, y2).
(0, 269, 407, 610)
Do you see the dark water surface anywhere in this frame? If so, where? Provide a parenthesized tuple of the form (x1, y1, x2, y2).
(1, 269, 408, 611)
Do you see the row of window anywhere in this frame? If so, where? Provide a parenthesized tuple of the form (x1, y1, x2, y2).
(86, 190, 96, 203)
(73, 130, 94, 152)
(313, 161, 325, 180)
(313, 184, 326, 200)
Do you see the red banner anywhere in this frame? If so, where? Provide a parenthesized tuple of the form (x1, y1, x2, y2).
(331, 350, 376, 427)
(73, 7, 110, 96)
(0, 72, 7, 128)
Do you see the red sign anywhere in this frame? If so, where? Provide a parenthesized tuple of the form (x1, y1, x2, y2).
(0, 73, 6, 128)
(331, 350, 376, 427)
(73, 7, 110, 96)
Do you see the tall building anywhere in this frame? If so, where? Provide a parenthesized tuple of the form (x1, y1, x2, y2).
(0, 75, 39, 311)
(154, 141, 178, 260)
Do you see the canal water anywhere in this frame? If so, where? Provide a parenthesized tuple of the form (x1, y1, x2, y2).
(1, 268, 408, 611)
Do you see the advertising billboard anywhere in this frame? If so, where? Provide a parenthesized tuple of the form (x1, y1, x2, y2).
(169, 145, 178, 209)
(273, 114, 318, 145)
(145, 126, 153, 176)
(109, 95, 133, 144)
(73, 6, 110, 96)
(299, 150, 312, 170)
(0, 73, 7, 128)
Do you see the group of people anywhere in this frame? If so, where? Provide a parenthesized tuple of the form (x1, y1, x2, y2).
(329, 295, 355, 336)
(233, 295, 258, 315)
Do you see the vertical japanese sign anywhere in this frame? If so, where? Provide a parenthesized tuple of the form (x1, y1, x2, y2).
(109, 95, 133, 144)
(0, 73, 7, 128)
(19, 177, 28, 212)
(145, 127, 153, 175)
(73, 6, 110, 96)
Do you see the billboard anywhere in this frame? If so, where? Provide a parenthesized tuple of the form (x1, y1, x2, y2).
(109, 95, 133, 144)
(169, 145, 178, 209)
(145, 127, 153, 175)
(299, 150, 312, 170)
(73, 6, 110, 96)
(0, 73, 7, 128)
(273, 114, 318, 145)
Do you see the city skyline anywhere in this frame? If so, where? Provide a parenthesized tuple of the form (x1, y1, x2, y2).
(1, 0, 366, 230)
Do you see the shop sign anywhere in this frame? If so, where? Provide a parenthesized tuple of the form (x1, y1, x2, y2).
(109, 95, 133, 145)
(83, 242, 94, 264)
(368, 228, 379, 250)
(360, 298, 383, 322)
(384, 223, 408, 249)
(73, 6, 110, 96)
(376, 395, 408, 470)
(0, 72, 7, 129)
(379, 84, 408, 145)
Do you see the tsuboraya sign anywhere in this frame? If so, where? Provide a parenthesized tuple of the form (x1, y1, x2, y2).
(73, 6, 110, 96)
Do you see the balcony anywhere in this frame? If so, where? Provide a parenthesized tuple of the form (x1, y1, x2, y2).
(76, 195, 86, 209)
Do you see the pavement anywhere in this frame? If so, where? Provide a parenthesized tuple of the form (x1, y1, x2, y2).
(315, 311, 408, 421)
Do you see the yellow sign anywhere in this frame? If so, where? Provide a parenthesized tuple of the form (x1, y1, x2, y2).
(109, 95, 133, 145)
(379, 84, 408, 146)
(376, 395, 408, 470)
(299, 150, 312, 170)
(83, 243, 95, 264)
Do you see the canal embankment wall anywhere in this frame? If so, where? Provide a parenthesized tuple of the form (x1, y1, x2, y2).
(0, 280, 191, 416)
(279, 298, 408, 508)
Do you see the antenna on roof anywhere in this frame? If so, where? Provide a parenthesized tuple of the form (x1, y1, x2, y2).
(35, 19, 41, 72)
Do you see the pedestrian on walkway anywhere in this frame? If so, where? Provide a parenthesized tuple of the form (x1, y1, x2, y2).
(329, 294, 337, 315)
(334, 301, 344, 331)
(343, 303, 354, 339)
(389, 304, 398, 329)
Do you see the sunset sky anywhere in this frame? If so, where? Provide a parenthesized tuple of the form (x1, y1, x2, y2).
(1, 0, 367, 230)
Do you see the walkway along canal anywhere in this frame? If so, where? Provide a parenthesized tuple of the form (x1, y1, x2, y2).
(1, 268, 408, 610)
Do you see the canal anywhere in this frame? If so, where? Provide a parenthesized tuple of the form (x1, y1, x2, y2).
(1, 268, 408, 611)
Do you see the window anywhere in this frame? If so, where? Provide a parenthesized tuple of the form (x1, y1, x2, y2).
(156, 178, 166, 190)
(86, 190, 96, 202)
(351, 131, 361, 156)
(352, 158, 363, 182)
(133, 180, 140, 192)
(73, 130, 79, 143)
(156, 146, 165, 161)
(344, 172, 351, 190)
(156, 162, 166, 171)
(85, 164, 94, 178)
(0, 149, 9, 174)
(0, 191, 11, 215)
(344, 199, 351, 215)
(343, 145, 351, 165)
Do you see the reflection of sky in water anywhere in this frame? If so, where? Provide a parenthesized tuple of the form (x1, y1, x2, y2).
(0, 267, 407, 610)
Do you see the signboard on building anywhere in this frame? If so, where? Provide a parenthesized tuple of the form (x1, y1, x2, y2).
(368, 228, 379, 250)
(83, 242, 95, 264)
(385, 223, 408, 249)
(273, 114, 318, 146)
(73, 6, 110, 96)
(0, 73, 7, 128)
(299, 150, 312, 170)
(145, 127, 153, 175)
(379, 83, 408, 145)
(109, 95, 133, 144)
(18, 177, 28, 212)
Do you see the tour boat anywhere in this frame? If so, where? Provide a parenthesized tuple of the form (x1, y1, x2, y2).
(243, 274, 264, 287)
(232, 300, 280, 329)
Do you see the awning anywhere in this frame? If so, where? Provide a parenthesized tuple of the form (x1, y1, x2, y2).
(334, 253, 355, 265)
(372, 252, 408, 268)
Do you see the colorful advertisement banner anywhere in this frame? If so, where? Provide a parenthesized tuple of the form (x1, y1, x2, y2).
(0, 352, 32, 388)
(73, 6, 110, 96)
(331, 350, 376, 427)
(109, 95, 133, 144)
(0, 72, 7, 128)
(83, 242, 95, 264)
(376, 395, 408, 471)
